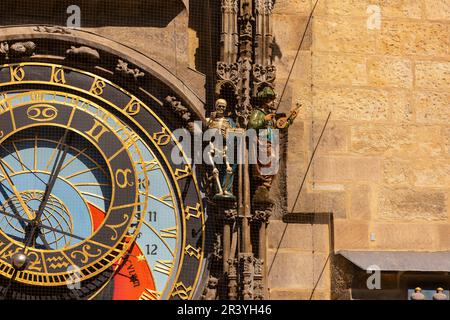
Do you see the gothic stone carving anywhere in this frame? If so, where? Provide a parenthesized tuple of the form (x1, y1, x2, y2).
(164, 96, 194, 131)
(252, 64, 276, 95)
(0, 41, 36, 60)
(116, 59, 145, 81)
(253, 258, 264, 300)
(239, 253, 255, 300)
(216, 62, 240, 95)
(33, 25, 72, 34)
(65, 46, 100, 64)
(201, 276, 219, 300)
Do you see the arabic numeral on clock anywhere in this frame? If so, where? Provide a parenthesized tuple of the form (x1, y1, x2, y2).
(146, 244, 158, 255)
(148, 211, 157, 222)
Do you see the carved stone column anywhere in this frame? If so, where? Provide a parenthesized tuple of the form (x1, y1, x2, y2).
(227, 258, 238, 300)
(239, 253, 254, 300)
(252, 202, 273, 300)
(253, 0, 276, 97)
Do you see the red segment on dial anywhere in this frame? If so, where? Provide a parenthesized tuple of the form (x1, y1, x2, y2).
(88, 203, 156, 299)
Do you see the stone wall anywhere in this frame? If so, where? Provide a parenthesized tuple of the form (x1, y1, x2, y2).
(268, 0, 450, 299)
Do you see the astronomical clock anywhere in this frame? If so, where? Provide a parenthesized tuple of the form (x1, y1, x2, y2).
(0, 28, 207, 300)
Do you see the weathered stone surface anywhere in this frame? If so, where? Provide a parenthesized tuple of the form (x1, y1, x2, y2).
(269, 289, 330, 300)
(267, 221, 313, 250)
(380, 0, 423, 19)
(424, 0, 450, 20)
(378, 188, 447, 221)
(438, 224, 450, 250)
(313, 17, 377, 54)
(273, 14, 310, 52)
(415, 91, 450, 124)
(267, 219, 329, 253)
(267, 250, 330, 290)
(275, 50, 311, 83)
(390, 90, 414, 123)
(310, 122, 348, 153)
(334, 220, 369, 250)
(350, 184, 372, 220)
(384, 159, 450, 187)
(370, 224, 442, 250)
(312, 88, 389, 121)
(379, 21, 449, 56)
(273, 0, 311, 15)
(368, 57, 413, 88)
(351, 125, 443, 157)
(312, 156, 381, 182)
(326, 0, 369, 17)
(415, 61, 450, 90)
(313, 54, 367, 86)
(288, 188, 347, 219)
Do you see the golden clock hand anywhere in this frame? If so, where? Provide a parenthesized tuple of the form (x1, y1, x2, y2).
(0, 159, 35, 220)
(0, 208, 140, 259)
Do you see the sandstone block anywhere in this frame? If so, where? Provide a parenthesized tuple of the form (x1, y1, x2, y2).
(389, 90, 414, 123)
(378, 188, 447, 221)
(313, 54, 367, 86)
(334, 220, 370, 250)
(267, 221, 313, 250)
(370, 224, 441, 250)
(368, 57, 413, 88)
(313, 17, 377, 54)
(438, 224, 450, 250)
(273, 0, 311, 15)
(379, 21, 449, 56)
(267, 250, 330, 291)
(351, 125, 443, 157)
(424, 0, 450, 20)
(288, 188, 347, 219)
(415, 91, 450, 124)
(310, 121, 348, 153)
(312, 156, 381, 182)
(326, 0, 369, 17)
(312, 88, 389, 121)
(269, 289, 330, 300)
(416, 61, 450, 90)
(350, 184, 372, 220)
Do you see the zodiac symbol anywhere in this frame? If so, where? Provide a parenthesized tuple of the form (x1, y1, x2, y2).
(171, 282, 192, 300)
(47, 256, 69, 270)
(105, 214, 130, 241)
(184, 203, 202, 221)
(10, 66, 25, 82)
(185, 245, 201, 260)
(27, 252, 42, 272)
(27, 104, 58, 122)
(124, 98, 141, 116)
(174, 165, 191, 180)
(115, 169, 135, 189)
(70, 244, 102, 263)
(152, 128, 171, 146)
(89, 78, 106, 96)
(50, 66, 66, 84)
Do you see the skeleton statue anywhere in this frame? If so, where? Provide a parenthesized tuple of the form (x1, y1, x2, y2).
(207, 99, 237, 200)
(248, 86, 301, 204)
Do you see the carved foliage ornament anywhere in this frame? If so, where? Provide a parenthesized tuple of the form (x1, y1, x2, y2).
(222, 0, 238, 12)
(216, 62, 240, 95)
(253, 64, 276, 93)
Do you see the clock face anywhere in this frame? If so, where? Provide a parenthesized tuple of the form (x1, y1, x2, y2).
(0, 63, 205, 300)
